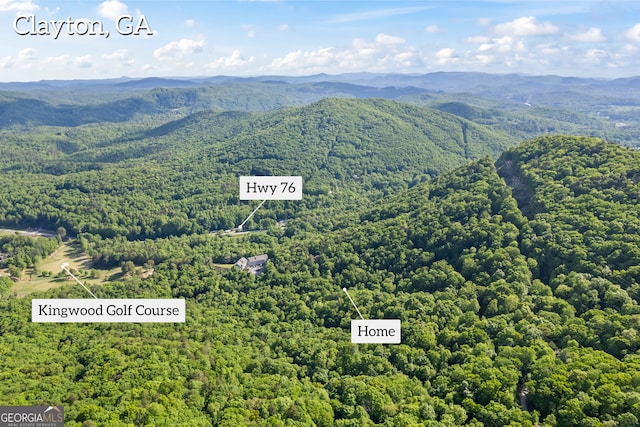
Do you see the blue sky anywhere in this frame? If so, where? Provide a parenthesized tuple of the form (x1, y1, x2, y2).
(1, 0, 639, 81)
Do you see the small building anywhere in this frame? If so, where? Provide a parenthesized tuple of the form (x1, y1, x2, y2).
(233, 254, 268, 275)
(247, 254, 268, 268)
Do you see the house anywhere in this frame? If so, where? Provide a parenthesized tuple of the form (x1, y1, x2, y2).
(247, 254, 268, 268)
(233, 254, 268, 275)
(233, 257, 248, 270)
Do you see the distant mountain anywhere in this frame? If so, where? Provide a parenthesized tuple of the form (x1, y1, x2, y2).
(0, 94, 160, 126)
(2, 72, 638, 147)
(0, 81, 436, 127)
(114, 77, 200, 89)
(2, 70, 638, 103)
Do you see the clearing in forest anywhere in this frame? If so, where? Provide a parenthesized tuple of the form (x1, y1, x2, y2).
(5, 241, 120, 298)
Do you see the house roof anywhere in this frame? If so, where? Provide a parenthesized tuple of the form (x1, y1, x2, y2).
(247, 254, 268, 264)
(234, 257, 248, 268)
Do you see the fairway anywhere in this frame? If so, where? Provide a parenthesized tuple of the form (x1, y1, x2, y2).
(6, 241, 120, 298)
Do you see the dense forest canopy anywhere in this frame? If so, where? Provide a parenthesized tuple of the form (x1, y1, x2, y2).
(1, 74, 640, 426)
(0, 98, 513, 239)
(2, 132, 640, 425)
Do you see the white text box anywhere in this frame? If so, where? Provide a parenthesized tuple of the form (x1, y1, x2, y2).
(351, 319, 401, 344)
(239, 176, 303, 200)
(32, 299, 185, 323)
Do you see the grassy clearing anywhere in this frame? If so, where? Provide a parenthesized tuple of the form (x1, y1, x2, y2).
(5, 240, 121, 298)
(213, 263, 234, 270)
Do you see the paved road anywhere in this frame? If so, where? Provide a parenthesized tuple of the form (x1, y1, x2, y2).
(0, 228, 57, 238)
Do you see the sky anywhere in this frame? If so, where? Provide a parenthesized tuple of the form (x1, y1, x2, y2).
(1, 0, 639, 82)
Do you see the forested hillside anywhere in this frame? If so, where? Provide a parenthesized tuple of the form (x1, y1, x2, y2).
(2, 135, 640, 426)
(0, 98, 512, 239)
(0, 81, 431, 126)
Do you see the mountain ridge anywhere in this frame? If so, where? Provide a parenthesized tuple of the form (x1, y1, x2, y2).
(2, 72, 637, 148)
(0, 97, 513, 238)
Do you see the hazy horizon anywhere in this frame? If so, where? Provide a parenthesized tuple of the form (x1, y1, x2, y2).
(1, 1, 640, 82)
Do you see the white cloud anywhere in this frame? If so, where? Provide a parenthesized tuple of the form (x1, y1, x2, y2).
(569, 27, 606, 43)
(0, 0, 38, 12)
(478, 36, 526, 54)
(185, 19, 195, 28)
(375, 33, 405, 45)
(424, 24, 441, 33)
(278, 24, 289, 31)
(351, 38, 378, 58)
(435, 48, 455, 57)
(477, 18, 491, 27)
(39, 54, 93, 72)
(241, 24, 256, 39)
(535, 42, 566, 56)
(102, 49, 134, 67)
(329, 6, 430, 24)
(18, 48, 36, 60)
(612, 44, 638, 70)
(467, 35, 490, 44)
(470, 32, 536, 71)
(270, 47, 335, 71)
(501, 36, 526, 52)
(494, 16, 558, 37)
(435, 48, 459, 65)
(102, 49, 129, 61)
(42, 55, 71, 68)
(625, 23, 640, 42)
(0, 56, 13, 69)
(74, 55, 93, 68)
(153, 38, 205, 61)
(585, 48, 606, 63)
(465, 16, 593, 74)
(475, 54, 494, 65)
(394, 51, 414, 66)
(208, 50, 255, 69)
(35, 54, 93, 72)
(268, 33, 419, 74)
(98, 0, 128, 21)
